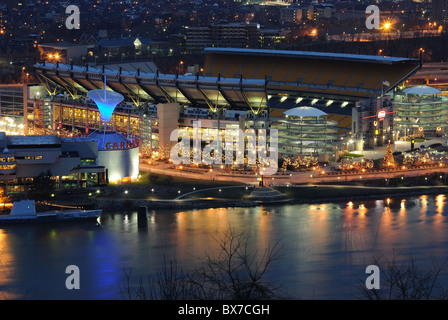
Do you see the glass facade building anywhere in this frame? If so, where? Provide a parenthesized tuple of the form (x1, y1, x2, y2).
(394, 86, 448, 138)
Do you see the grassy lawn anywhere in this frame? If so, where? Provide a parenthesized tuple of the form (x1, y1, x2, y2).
(406, 138, 428, 143)
(180, 186, 255, 201)
(48, 170, 448, 204)
(341, 153, 364, 159)
(136, 171, 245, 187)
(99, 171, 246, 200)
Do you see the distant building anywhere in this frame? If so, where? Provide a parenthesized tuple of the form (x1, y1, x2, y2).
(210, 22, 260, 49)
(185, 22, 261, 51)
(95, 37, 169, 61)
(38, 43, 89, 64)
(0, 10, 4, 29)
(308, 4, 335, 21)
(259, 29, 285, 48)
(432, 0, 448, 22)
(280, 6, 303, 23)
(185, 27, 211, 51)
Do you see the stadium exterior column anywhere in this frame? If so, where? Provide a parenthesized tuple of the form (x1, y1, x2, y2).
(157, 102, 180, 153)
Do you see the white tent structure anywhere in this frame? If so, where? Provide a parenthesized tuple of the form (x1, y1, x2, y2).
(283, 106, 328, 118)
(402, 85, 441, 95)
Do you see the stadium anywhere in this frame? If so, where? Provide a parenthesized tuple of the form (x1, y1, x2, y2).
(29, 47, 423, 165)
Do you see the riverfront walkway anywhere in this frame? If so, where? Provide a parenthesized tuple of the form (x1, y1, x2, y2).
(140, 161, 448, 186)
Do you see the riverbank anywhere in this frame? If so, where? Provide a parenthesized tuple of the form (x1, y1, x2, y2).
(90, 184, 448, 211)
(35, 171, 448, 211)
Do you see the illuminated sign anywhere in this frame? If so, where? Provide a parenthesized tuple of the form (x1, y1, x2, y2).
(377, 109, 386, 119)
(363, 108, 398, 120)
(104, 139, 140, 150)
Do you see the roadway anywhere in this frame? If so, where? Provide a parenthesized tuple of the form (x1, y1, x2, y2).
(139, 161, 448, 186)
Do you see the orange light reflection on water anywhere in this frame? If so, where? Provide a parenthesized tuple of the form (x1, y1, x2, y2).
(433, 195, 446, 240)
(419, 195, 428, 217)
(436, 194, 445, 215)
(173, 206, 276, 268)
(0, 229, 20, 299)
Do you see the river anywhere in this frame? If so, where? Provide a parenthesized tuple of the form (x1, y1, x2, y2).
(1, 193, 448, 300)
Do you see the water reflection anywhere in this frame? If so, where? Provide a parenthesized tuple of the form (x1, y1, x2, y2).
(0, 229, 15, 298)
(436, 194, 445, 215)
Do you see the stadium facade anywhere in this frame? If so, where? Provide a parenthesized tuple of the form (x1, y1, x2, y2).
(2, 48, 424, 168)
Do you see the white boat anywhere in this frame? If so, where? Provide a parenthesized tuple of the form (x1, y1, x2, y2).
(0, 200, 102, 224)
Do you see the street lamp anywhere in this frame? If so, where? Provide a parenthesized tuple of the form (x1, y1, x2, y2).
(258, 168, 265, 187)
(47, 52, 60, 63)
(178, 60, 184, 74)
(383, 21, 392, 53)
(420, 47, 425, 62)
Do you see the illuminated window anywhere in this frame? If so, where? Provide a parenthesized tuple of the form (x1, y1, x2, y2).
(0, 164, 16, 170)
(81, 159, 96, 166)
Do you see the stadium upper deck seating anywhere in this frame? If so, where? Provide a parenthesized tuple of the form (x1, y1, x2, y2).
(204, 48, 421, 99)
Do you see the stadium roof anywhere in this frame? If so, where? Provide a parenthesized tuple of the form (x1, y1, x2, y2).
(99, 61, 158, 74)
(34, 62, 268, 114)
(204, 47, 414, 64)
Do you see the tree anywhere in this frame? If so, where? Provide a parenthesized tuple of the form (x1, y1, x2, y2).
(281, 157, 291, 172)
(190, 228, 283, 300)
(140, 141, 152, 158)
(383, 142, 395, 167)
(120, 228, 286, 300)
(148, 173, 159, 185)
(0, 186, 11, 214)
(29, 170, 56, 199)
(359, 252, 448, 300)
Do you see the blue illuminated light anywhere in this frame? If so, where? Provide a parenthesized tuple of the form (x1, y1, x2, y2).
(87, 89, 124, 122)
